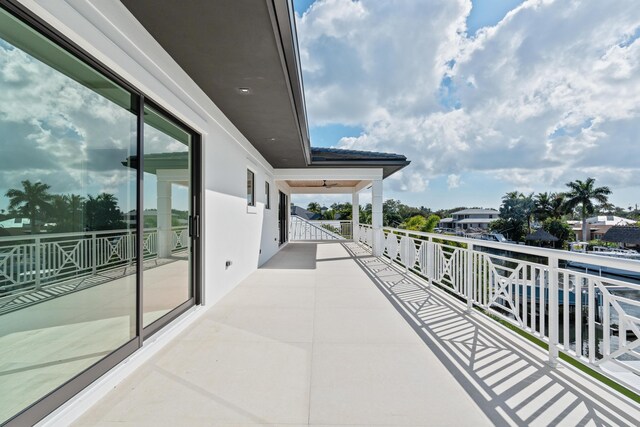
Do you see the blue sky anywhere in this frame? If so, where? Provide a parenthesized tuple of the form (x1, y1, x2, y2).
(293, 0, 640, 210)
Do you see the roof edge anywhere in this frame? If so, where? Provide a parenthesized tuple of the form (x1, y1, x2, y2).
(268, 0, 312, 165)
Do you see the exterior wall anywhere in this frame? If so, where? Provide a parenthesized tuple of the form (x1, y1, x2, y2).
(18, 0, 285, 307)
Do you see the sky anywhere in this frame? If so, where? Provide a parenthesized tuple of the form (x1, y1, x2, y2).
(291, 0, 640, 211)
(0, 36, 190, 214)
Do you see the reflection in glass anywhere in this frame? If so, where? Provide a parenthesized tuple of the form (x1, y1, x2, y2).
(0, 8, 136, 424)
(142, 106, 192, 327)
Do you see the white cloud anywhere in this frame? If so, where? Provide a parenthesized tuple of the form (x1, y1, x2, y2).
(447, 174, 461, 189)
(297, 0, 640, 203)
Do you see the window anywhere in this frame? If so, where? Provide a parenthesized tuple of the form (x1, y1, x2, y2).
(265, 181, 271, 209)
(247, 169, 255, 206)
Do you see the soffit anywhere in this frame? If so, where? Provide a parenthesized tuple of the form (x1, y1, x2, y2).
(122, 0, 309, 168)
(286, 180, 361, 188)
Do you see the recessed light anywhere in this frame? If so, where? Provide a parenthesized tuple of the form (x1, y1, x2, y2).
(236, 87, 252, 95)
(268, 137, 277, 141)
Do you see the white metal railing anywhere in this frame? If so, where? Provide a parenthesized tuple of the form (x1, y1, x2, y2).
(358, 224, 640, 392)
(0, 226, 188, 302)
(289, 216, 352, 241)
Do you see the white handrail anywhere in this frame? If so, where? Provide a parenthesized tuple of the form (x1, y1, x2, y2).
(289, 216, 352, 241)
(0, 226, 189, 299)
(357, 223, 640, 392)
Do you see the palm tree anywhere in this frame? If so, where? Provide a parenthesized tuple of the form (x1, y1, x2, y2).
(68, 194, 85, 231)
(564, 178, 611, 241)
(5, 180, 53, 233)
(534, 192, 553, 222)
(550, 193, 567, 219)
(307, 202, 321, 214)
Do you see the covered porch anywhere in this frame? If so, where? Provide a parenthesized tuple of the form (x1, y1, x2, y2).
(72, 242, 640, 426)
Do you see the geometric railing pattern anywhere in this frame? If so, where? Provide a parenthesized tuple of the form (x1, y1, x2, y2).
(289, 216, 352, 241)
(0, 226, 188, 301)
(358, 224, 640, 393)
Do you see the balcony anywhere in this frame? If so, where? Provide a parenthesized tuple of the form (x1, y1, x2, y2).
(67, 237, 640, 426)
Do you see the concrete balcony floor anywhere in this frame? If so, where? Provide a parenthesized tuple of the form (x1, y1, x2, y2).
(74, 242, 640, 426)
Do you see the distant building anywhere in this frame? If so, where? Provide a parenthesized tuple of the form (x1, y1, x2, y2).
(438, 209, 499, 231)
(586, 215, 636, 226)
(571, 216, 637, 241)
(0, 217, 30, 229)
(291, 205, 321, 220)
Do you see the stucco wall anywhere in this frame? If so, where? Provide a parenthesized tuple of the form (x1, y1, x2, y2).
(19, 0, 288, 306)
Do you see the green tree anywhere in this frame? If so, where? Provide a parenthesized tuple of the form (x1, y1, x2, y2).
(400, 214, 441, 233)
(84, 193, 126, 231)
(542, 218, 574, 249)
(550, 192, 568, 219)
(489, 217, 527, 242)
(564, 178, 611, 241)
(534, 192, 553, 222)
(5, 180, 53, 233)
(330, 202, 352, 220)
(383, 199, 403, 227)
(307, 202, 321, 214)
(498, 191, 535, 240)
(359, 204, 372, 224)
(322, 209, 335, 220)
(401, 215, 426, 231)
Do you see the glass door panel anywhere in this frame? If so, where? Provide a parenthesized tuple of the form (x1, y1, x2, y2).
(0, 8, 137, 423)
(142, 106, 192, 328)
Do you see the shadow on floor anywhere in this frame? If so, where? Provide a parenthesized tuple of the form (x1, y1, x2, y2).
(259, 243, 318, 270)
(342, 242, 639, 427)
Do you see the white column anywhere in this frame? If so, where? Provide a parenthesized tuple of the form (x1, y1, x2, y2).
(352, 190, 359, 241)
(372, 179, 383, 256)
(157, 179, 173, 258)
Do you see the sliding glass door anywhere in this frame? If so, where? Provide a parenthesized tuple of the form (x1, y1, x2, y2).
(0, 7, 139, 424)
(0, 3, 201, 424)
(141, 105, 197, 332)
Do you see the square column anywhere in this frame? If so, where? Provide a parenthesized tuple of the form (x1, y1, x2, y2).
(372, 179, 383, 256)
(352, 190, 359, 241)
(157, 179, 173, 258)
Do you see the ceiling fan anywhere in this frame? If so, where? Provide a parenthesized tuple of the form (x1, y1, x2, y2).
(322, 180, 338, 188)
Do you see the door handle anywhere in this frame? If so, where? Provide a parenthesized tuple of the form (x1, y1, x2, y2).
(188, 215, 200, 238)
(193, 215, 200, 238)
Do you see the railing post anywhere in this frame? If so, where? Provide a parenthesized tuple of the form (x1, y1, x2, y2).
(548, 256, 559, 366)
(92, 232, 97, 275)
(34, 236, 41, 290)
(466, 243, 473, 313)
(426, 237, 434, 289)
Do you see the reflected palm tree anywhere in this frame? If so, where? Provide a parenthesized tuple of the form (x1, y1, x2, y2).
(5, 180, 52, 233)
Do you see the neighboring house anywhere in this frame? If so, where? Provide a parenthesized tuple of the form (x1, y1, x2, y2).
(0, 217, 31, 237)
(570, 216, 637, 241)
(586, 215, 637, 226)
(291, 205, 321, 220)
(0, 2, 410, 425)
(439, 209, 499, 230)
(0, 217, 30, 229)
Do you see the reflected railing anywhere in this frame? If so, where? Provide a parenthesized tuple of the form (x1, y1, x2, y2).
(0, 226, 188, 313)
(289, 216, 352, 241)
(358, 224, 640, 394)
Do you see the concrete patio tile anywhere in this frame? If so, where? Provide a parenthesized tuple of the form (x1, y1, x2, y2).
(182, 306, 314, 343)
(314, 286, 390, 309)
(72, 242, 640, 427)
(309, 342, 491, 426)
(215, 285, 315, 309)
(314, 307, 419, 344)
(76, 340, 311, 426)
